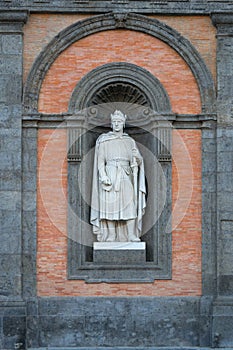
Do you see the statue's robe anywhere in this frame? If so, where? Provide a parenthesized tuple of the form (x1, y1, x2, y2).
(90, 132, 146, 241)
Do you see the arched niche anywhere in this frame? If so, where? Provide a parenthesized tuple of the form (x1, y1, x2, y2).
(66, 62, 173, 282)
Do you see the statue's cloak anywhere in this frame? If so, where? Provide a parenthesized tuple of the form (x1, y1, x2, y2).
(90, 132, 146, 239)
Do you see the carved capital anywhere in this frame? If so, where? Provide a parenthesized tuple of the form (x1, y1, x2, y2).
(0, 10, 28, 33)
(212, 13, 233, 35)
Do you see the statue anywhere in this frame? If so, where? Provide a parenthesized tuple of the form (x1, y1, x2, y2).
(90, 110, 146, 242)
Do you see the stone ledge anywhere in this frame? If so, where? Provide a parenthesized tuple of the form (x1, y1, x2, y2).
(94, 242, 146, 250)
(27, 348, 233, 350)
(93, 242, 146, 264)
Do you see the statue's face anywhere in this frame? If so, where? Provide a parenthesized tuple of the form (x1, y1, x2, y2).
(111, 118, 124, 132)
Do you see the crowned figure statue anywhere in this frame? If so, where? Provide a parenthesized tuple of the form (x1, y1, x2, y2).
(90, 110, 146, 242)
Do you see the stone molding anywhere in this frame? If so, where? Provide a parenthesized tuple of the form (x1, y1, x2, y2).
(0, 10, 28, 32)
(1, 1, 233, 14)
(23, 12, 215, 115)
(69, 62, 171, 113)
(212, 13, 233, 36)
(0, 11, 28, 22)
(22, 113, 216, 129)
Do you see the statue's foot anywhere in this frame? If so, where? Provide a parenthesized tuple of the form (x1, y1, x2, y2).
(129, 236, 141, 242)
(106, 237, 116, 242)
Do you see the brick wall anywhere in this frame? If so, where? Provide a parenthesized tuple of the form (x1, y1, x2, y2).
(30, 15, 205, 296)
(23, 14, 216, 85)
(23, 14, 89, 82)
(153, 15, 216, 83)
(37, 29, 201, 114)
(37, 128, 202, 296)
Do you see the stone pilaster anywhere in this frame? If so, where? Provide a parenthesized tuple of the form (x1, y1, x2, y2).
(0, 10, 28, 350)
(211, 13, 233, 347)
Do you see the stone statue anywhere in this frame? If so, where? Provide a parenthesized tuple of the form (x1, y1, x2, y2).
(90, 110, 146, 242)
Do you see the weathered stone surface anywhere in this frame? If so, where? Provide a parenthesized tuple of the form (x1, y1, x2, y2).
(2, 34, 22, 54)
(0, 13, 24, 308)
(3, 316, 26, 349)
(0, 255, 22, 298)
(25, 297, 209, 348)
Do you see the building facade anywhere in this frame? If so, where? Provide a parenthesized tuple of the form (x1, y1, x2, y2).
(0, 1, 233, 348)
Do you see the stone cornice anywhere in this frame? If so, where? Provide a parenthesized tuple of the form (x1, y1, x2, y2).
(0, 10, 28, 32)
(0, 1, 233, 15)
(212, 13, 233, 36)
(22, 113, 217, 129)
(0, 10, 28, 23)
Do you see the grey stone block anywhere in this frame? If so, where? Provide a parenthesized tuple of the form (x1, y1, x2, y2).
(218, 151, 233, 172)
(22, 174, 37, 192)
(0, 151, 21, 171)
(22, 191, 36, 211)
(202, 193, 216, 213)
(39, 316, 85, 347)
(30, 297, 207, 348)
(0, 127, 21, 138)
(202, 173, 216, 193)
(202, 152, 216, 174)
(218, 276, 233, 296)
(22, 254, 36, 297)
(0, 80, 21, 105)
(0, 169, 21, 191)
(217, 127, 233, 138)
(0, 191, 21, 210)
(93, 243, 146, 264)
(0, 255, 21, 298)
(26, 299, 38, 316)
(2, 34, 22, 54)
(0, 233, 20, 254)
(0, 316, 2, 349)
(0, 133, 21, 153)
(218, 192, 233, 212)
(202, 137, 216, 153)
(3, 316, 26, 350)
(217, 136, 233, 152)
(0, 304, 26, 317)
(217, 172, 233, 192)
(213, 314, 233, 347)
(0, 55, 22, 75)
(22, 210, 36, 253)
(26, 316, 39, 349)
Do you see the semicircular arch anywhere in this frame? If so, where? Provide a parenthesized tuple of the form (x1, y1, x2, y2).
(69, 62, 171, 114)
(23, 13, 215, 114)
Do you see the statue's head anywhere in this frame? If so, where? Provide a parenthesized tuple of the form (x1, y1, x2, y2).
(110, 110, 127, 128)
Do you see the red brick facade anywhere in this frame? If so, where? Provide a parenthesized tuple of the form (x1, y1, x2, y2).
(28, 15, 208, 297)
(37, 129, 202, 296)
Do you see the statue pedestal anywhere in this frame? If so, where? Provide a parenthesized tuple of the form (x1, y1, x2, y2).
(93, 242, 146, 264)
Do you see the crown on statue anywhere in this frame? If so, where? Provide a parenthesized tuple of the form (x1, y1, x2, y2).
(110, 110, 127, 122)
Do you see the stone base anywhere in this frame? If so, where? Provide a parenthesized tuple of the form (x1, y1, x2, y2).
(93, 242, 146, 264)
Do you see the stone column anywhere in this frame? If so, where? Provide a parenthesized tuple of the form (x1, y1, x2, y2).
(212, 13, 233, 347)
(0, 11, 28, 350)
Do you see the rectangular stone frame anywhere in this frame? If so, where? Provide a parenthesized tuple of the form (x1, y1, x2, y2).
(67, 122, 172, 282)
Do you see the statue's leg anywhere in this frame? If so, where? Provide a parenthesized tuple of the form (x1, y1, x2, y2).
(127, 219, 141, 242)
(104, 220, 117, 242)
(116, 221, 128, 242)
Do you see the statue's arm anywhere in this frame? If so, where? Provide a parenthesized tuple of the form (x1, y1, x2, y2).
(131, 140, 142, 165)
(97, 142, 111, 185)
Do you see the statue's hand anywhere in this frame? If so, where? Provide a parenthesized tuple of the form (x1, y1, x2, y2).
(132, 148, 142, 165)
(101, 175, 111, 186)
